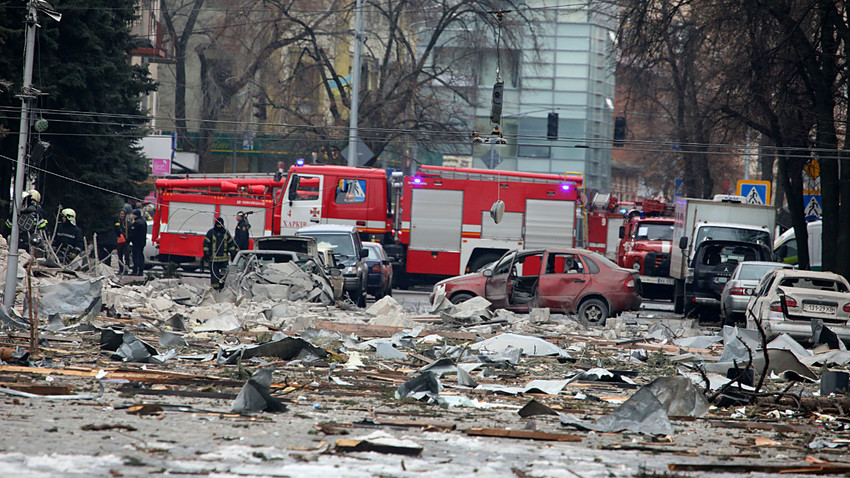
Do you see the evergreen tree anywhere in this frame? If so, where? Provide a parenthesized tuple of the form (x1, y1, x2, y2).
(0, 0, 155, 237)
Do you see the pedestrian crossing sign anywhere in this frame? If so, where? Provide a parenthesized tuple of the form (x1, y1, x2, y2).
(737, 180, 771, 205)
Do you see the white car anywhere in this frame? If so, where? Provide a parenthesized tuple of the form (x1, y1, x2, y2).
(746, 269, 850, 342)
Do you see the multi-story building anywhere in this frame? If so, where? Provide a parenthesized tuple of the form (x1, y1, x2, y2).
(448, 2, 617, 192)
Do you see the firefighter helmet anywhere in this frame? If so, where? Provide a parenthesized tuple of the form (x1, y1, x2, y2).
(61, 208, 76, 224)
(27, 190, 41, 202)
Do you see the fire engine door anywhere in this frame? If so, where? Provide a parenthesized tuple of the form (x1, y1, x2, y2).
(280, 174, 324, 234)
(535, 252, 590, 312)
(484, 252, 517, 309)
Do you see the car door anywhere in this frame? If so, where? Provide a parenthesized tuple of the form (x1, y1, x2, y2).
(536, 251, 591, 313)
(749, 271, 777, 321)
(485, 252, 518, 309)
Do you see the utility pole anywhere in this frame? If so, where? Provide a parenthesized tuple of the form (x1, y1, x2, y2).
(4, 1, 38, 314)
(346, 0, 363, 167)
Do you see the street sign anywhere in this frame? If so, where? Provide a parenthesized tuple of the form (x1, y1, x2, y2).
(737, 180, 771, 205)
(803, 194, 822, 221)
(674, 178, 683, 198)
(341, 138, 374, 167)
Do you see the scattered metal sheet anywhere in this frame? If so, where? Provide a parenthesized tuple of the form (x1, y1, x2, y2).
(812, 320, 846, 351)
(231, 366, 287, 413)
(217, 334, 327, 364)
(374, 342, 406, 360)
(335, 430, 423, 456)
(518, 399, 559, 418)
(673, 335, 722, 350)
(396, 371, 442, 400)
(470, 333, 570, 358)
(35, 278, 103, 322)
(160, 331, 188, 347)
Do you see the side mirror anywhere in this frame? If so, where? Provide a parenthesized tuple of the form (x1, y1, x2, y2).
(618, 226, 625, 239)
(482, 269, 493, 277)
(337, 263, 346, 269)
(678, 236, 689, 250)
(360, 248, 369, 259)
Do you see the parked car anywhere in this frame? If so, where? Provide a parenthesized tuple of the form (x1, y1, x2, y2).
(746, 269, 850, 343)
(224, 249, 335, 298)
(296, 224, 368, 306)
(685, 240, 773, 320)
(363, 241, 393, 299)
(719, 261, 792, 326)
(253, 235, 343, 301)
(431, 248, 641, 324)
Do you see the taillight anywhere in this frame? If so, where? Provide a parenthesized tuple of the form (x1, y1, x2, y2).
(730, 287, 747, 296)
(370, 264, 382, 273)
(770, 297, 797, 311)
(843, 303, 850, 313)
(625, 278, 635, 290)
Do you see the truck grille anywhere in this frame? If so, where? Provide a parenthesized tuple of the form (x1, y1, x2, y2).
(644, 252, 671, 276)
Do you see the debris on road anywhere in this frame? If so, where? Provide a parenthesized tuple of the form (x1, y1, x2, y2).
(2, 244, 850, 476)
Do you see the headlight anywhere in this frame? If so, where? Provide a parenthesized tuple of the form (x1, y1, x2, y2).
(344, 265, 357, 274)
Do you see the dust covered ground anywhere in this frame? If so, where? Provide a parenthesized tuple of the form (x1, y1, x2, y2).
(1, 248, 849, 477)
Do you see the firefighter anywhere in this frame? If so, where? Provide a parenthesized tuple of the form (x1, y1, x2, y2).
(15, 189, 47, 252)
(203, 216, 237, 291)
(52, 208, 84, 264)
(128, 209, 147, 275)
(234, 211, 250, 250)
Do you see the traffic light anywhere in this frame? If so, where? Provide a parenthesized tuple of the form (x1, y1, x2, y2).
(547, 112, 558, 140)
(614, 116, 626, 146)
(253, 95, 267, 121)
(490, 81, 504, 124)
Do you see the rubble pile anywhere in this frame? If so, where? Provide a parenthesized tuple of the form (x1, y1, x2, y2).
(2, 251, 850, 475)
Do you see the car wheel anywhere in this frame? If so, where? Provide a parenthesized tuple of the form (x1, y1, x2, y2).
(578, 298, 608, 325)
(450, 292, 475, 305)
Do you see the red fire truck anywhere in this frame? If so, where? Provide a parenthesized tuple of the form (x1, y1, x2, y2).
(615, 199, 676, 299)
(151, 164, 583, 285)
(152, 177, 284, 270)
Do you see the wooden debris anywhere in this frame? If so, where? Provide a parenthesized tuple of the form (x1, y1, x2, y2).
(465, 427, 582, 442)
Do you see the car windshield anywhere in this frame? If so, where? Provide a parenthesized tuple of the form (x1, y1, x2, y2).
(635, 223, 673, 241)
(365, 246, 382, 260)
(779, 277, 849, 292)
(738, 264, 784, 281)
(696, 226, 770, 248)
(301, 233, 355, 257)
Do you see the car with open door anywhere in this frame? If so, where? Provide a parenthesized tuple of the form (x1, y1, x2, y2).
(431, 248, 641, 324)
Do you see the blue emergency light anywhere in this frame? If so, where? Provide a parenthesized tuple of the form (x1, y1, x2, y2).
(296, 158, 305, 166)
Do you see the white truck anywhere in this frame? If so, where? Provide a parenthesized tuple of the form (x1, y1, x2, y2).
(670, 195, 777, 313)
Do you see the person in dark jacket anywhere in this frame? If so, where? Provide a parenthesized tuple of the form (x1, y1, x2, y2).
(234, 211, 250, 250)
(203, 216, 237, 291)
(115, 208, 131, 273)
(128, 209, 147, 275)
(17, 189, 46, 252)
(52, 208, 84, 264)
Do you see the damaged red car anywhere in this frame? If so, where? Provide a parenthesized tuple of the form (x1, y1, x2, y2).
(432, 248, 642, 324)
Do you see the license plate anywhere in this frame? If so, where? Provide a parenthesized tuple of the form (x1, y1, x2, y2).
(714, 277, 728, 284)
(639, 276, 674, 285)
(803, 303, 836, 314)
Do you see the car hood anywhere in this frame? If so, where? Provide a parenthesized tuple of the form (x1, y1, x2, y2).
(436, 271, 486, 287)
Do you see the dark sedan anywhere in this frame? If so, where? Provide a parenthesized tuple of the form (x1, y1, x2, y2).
(432, 248, 641, 324)
(363, 241, 393, 299)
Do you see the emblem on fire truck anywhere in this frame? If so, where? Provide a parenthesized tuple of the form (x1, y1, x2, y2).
(310, 207, 321, 218)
